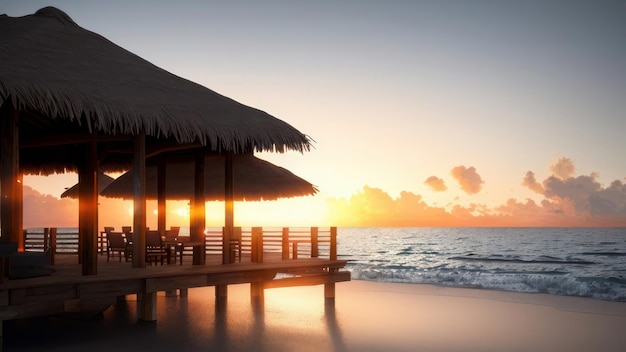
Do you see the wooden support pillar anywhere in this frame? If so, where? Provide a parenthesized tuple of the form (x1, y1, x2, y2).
(0, 102, 20, 244)
(282, 227, 289, 260)
(132, 132, 146, 268)
(43, 227, 49, 253)
(325, 270, 337, 300)
(15, 173, 23, 250)
(250, 282, 264, 298)
(215, 284, 228, 298)
(311, 227, 319, 258)
(326, 222, 339, 302)
(191, 152, 205, 265)
(223, 152, 234, 264)
(78, 139, 98, 275)
(250, 282, 265, 312)
(139, 292, 157, 321)
(157, 162, 166, 239)
(49, 228, 57, 265)
(251, 227, 263, 263)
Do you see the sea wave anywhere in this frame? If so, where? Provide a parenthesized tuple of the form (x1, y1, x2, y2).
(347, 263, 626, 302)
(449, 255, 596, 265)
(337, 227, 626, 302)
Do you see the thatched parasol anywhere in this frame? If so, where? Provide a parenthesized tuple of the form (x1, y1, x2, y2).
(60, 172, 116, 199)
(101, 154, 318, 201)
(0, 6, 311, 176)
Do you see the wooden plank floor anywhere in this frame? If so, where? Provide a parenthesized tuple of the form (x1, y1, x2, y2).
(1, 253, 350, 321)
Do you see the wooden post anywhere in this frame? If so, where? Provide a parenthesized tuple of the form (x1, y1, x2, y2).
(49, 228, 57, 265)
(215, 284, 228, 298)
(250, 282, 264, 300)
(223, 152, 234, 264)
(16, 173, 23, 250)
(78, 138, 98, 275)
(311, 227, 319, 258)
(43, 227, 49, 253)
(251, 227, 263, 263)
(139, 292, 157, 321)
(282, 227, 290, 260)
(21, 229, 26, 252)
(325, 227, 338, 302)
(324, 280, 336, 299)
(132, 132, 146, 268)
(191, 152, 206, 265)
(0, 102, 20, 244)
(330, 226, 337, 260)
(157, 162, 166, 239)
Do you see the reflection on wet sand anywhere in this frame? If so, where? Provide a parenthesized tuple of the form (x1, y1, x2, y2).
(3, 285, 345, 352)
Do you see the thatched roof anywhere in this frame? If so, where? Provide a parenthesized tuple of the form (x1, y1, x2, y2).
(60, 172, 116, 199)
(0, 7, 311, 156)
(101, 154, 318, 201)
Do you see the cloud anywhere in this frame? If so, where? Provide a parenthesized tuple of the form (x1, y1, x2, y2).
(522, 171, 544, 194)
(423, 176, 447, 191)
(450, 166, 484, 194)
(326, 157, 626, 226)
(21, 185, 135, 229)
(543, 175, 626, 216)
(550, 157, 576, 180)
(23, 185, 78, 227)
(326, 186, 453, 226)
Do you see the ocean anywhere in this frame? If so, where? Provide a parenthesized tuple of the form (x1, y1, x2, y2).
(336, 227, 626, 302)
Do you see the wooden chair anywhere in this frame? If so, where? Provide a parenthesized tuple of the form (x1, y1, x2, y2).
(102, 226, 115, 254)
(146, 230, 167, 265)
(106, 232, 127, 262)
(121, 226, 133, 261)
(225, 227, 242, 263)
(165, 227, 182, 264)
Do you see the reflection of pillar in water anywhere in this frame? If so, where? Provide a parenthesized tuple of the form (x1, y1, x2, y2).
(250, 283, 266, 350)
(214, 294, 228, 350)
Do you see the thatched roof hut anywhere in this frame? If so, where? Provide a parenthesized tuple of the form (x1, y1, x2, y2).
(0, 7, 311, 175)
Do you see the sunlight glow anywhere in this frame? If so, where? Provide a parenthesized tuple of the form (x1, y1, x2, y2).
(172, 207, 190, 217)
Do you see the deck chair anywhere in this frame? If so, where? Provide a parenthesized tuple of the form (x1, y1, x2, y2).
(106, 232, 127, 262)
(146, 230, 167, 265)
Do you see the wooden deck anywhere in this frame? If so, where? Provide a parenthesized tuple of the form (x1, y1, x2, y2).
(1, 253, 349, 326)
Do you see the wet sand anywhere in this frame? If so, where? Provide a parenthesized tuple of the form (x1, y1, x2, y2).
(4, 280, 626, 351)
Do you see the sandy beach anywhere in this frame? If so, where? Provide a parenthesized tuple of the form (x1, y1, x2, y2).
(5, 280, 626, 351)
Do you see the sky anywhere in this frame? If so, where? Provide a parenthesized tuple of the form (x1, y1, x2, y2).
(3, 0, 626, 228)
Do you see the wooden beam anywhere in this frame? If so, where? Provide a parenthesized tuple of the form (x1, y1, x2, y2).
(263, 271, 351, 289)
(20, 133, 130, 148)
(132, 132, 146, 268)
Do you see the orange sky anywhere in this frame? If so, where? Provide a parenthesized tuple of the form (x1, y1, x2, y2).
(22, 157, 626, 229)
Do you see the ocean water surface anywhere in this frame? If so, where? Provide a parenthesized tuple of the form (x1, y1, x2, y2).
(337, 227, 626, 302)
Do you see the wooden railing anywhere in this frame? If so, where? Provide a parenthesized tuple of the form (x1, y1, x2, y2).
(23, 226, 338, 264)
(23, 228, 77, 254)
